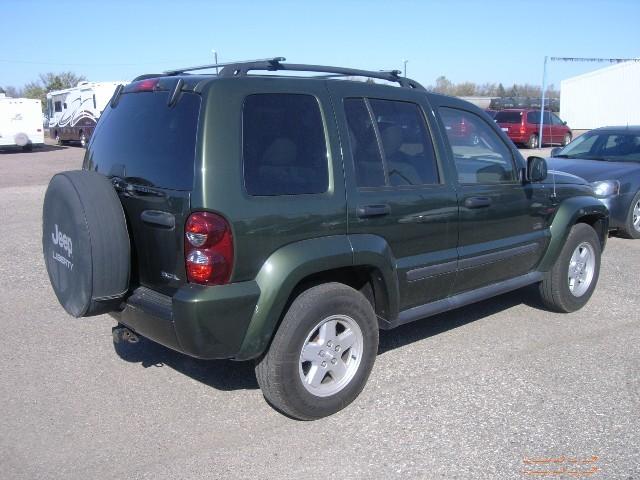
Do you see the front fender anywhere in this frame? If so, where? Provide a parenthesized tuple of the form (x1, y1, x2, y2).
(537, 196, 609, 272)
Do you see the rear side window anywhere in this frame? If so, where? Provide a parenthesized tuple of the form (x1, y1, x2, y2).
(243, 94, 328, 196)
(494, 111, 522, 123)
(86, 91, 200, 190)
(344, 98, 439, 188)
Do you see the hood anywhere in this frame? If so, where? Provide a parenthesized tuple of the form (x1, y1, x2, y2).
(544, 169, 589, 186)
(547, 157, 640, 182)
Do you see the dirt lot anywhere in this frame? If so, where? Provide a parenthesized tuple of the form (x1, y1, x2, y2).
(0, 143, 638, 480)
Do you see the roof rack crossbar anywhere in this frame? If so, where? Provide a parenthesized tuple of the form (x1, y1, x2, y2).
(218, 60, 425, 90)
(163, 57, 286, 75)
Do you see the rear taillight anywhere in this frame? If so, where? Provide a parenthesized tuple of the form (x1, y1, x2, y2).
(185, 212, 233, 285)
(520, 118, 526, 134)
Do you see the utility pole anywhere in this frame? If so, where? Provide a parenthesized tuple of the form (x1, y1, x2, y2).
(403, 59, 408, 78)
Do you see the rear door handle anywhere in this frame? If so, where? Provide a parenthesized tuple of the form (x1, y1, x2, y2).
(356, 204, 391, 218)
(464, 196, 492, 209)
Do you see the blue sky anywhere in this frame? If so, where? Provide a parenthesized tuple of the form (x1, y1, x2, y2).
(1, 0, 638, 90)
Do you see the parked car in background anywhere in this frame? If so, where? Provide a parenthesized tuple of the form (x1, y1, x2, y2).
(484, 109, 497, 119)
(0, 93, 44, 151)
(548, 126, 640, 238)
(441, 111, 481, 144)
(495, 109, 571, 148)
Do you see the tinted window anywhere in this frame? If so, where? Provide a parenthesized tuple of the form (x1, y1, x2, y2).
(54, 101, 62, 112)
(440, 107, 517, 184)
(551, 114, 564, 125)
(243, 94, 328, 196)
(85, 91, 200, 190)
(369, 99, 439, 186)
(527, 111, 540, 124)
(494, 111, 522, 124)
(344, 98, 386, 187)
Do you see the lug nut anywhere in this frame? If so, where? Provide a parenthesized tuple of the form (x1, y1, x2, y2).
(335, 346, 341, 352)
(331, 358, 337, 365)
(319, 350, 325, 357)
(321, 361, 327, 368)
(327, 341, 333, 347)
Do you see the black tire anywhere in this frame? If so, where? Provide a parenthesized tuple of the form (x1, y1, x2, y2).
(22, 143, 33, 152)
(562, 133, 572, 146)
(527, 134, 539, 149)
(43, 170, 130, 317)
(539, 223, 601, 313)
(617, 191, 640, 239)
(255, 283, 378, 420)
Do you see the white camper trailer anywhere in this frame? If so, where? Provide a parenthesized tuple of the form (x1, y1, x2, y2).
(46, 81, 125, 146)
(0, 92, 45, 151)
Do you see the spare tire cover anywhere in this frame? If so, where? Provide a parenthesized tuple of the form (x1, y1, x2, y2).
(43, 170, 130, 317)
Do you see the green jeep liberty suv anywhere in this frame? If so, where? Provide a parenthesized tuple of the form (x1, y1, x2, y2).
(43, 58, 608, 420)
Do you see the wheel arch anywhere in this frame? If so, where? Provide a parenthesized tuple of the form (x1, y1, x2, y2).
(234, 234, 398, 360)
(537, 196, 609, 272)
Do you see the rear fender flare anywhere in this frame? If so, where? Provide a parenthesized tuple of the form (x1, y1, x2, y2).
(235, 234, 398, 360)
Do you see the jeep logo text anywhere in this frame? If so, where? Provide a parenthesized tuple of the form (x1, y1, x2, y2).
(52, 224, 73, 258)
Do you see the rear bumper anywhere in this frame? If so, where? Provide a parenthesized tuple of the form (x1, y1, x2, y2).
(111, 281, 261, 360)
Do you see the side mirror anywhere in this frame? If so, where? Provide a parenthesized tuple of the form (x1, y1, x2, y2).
(562, 121, 567, 125)
(550, 147, 562, 157)
(526, 156, 548, 183)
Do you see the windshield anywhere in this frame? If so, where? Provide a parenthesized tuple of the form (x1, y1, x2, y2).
(555, 132, 640, 162)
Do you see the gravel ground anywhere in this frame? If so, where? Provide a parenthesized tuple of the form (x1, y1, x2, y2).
(0, 142, 638, 480)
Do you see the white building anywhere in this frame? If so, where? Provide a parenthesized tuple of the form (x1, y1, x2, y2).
(560, 60, 640, 130)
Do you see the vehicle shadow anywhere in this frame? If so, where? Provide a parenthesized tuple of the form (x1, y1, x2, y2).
(0, 144, 69, 154)
(112, 285, 544, 392)
(112, 335, 259, 391)
(378, 285, 543, 354)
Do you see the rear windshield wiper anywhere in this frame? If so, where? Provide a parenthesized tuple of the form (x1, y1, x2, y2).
(111, 176, 165, 197)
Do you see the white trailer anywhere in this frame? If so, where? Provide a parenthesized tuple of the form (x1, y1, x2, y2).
(561, 61, 640, 130)
(46, 81, 126, 146)
(0, 93, 44, 150)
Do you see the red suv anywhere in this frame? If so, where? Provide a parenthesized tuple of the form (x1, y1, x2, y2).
(494, 109, 572, 148)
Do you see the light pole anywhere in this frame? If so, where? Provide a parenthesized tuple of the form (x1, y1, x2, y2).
(403, 59, 408, 77)
(212, 50, 219, 74)
(538, 55, 548, 148)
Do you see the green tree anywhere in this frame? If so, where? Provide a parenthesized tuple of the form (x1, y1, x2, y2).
(21, 71, 86, 109)
(433, 75, 452, 95)
(496, 83, 506, 97)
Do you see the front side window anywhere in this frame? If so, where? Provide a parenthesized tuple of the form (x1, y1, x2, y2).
(440, 107, 517, 184)
(243, 94, 328, 196)
(344, 98, 439, 188)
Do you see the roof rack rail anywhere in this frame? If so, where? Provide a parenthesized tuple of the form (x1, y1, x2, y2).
(163, 57, 286, 76)
(160, 57, 424, 90)
(217, 59, 426, 90)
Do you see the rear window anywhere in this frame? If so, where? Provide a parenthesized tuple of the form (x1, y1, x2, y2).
(85, 91, 200, 190)
(494, 111, 522, 124)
